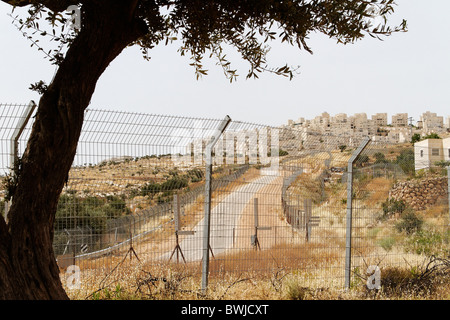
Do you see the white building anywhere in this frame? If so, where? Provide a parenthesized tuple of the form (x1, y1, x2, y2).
(414, 137, 450, 171)
(388, 127, 412, 144)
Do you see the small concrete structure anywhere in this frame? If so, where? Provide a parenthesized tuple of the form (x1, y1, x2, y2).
(414, 138, 450, 171)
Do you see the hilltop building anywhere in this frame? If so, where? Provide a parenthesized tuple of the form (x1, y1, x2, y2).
(392, 113, 408, 127)
(372, 113, 388, 127)
(420, 111, 445, 134)
(414, 137, 450, 171)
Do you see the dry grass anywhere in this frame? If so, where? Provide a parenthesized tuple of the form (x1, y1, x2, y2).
(363, 177, 393, 207)
(63, 241, 346, 300)
(63, 247, 450, 300)
(208, 242, 340, 274)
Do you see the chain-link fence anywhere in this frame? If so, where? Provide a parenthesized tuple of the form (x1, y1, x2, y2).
(348, 138, 450, 288)
(1, 102, 449, 295)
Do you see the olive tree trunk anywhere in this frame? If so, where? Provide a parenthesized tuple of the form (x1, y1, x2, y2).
(0, 1, 147, 299)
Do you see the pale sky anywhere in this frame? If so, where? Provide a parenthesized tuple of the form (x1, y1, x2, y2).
(1, 0, 449, 127)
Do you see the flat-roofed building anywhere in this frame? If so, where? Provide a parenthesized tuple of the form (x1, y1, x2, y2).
(372, 113, 388, 127)
(420, 111, 444, 134)
(392, 113, 408, 127)
(414, 137, 450, 171)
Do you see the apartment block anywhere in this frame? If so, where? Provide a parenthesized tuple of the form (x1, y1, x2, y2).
(391, 113, 408, 127)
(286, 111, 447, 147)
(420, 111, 444, 134)
(372, 113, 388, 127)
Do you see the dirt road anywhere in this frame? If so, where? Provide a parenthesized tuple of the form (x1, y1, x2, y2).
(159, 174, 278, 262)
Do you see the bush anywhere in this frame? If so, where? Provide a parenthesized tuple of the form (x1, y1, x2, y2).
(55, 194, 131, 233)
(374, 152, 388, 164)
(423, 133, 441, 140)
(380, 198, 406, 220)
(140, 182, 161, 196)
(395, 149, 415, 176)
(161, 176, 188, 190)
(378, 256, 450, 298)
(405, 229, 450, 257)
(394, 210, 423, 235)
(411, 133, 421, 144)
(187, 168, 204, 183)
(378, 237, 396, 252)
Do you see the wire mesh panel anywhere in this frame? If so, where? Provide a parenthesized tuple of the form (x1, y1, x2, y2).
(54, 111, 231, 274)
(0, 103, 36, 215)
(0, 103, 36, 175)
(349, 139, 450, 287)
(270, 134, 369, 288)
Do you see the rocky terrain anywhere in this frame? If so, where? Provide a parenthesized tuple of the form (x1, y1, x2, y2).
(389, 176, 448, 211)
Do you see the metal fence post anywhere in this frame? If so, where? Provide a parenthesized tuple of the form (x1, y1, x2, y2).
(4, 101, 37, 219)
(344, 137, 370, 289)
(252, 198, 260, 250)
(201, 115, 231, 293)
(305, 199, 312, 242)
(448, 166, 450, 225)
(9, 101, 37, 172)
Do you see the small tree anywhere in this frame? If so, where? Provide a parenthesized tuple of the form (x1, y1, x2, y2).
(423, 133, 441, 140)
(374, 152, 388, 164)
(356, 154, 370, 167)
(395, 149, 415, 176)
(411, 133, 421, 144)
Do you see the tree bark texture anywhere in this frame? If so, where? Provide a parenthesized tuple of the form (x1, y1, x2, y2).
(0, 1, 147, 299)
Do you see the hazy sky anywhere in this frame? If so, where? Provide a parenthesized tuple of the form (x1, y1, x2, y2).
(1, 0, 449, 127)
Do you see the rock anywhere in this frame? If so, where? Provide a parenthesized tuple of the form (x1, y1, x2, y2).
(388, 177, 447, 211)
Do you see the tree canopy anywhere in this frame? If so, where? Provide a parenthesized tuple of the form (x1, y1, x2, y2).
(4, 0, 407, 82)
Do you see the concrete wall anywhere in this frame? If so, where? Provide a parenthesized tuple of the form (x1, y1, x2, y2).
(414, 139, 444, 171)
(443, 137, 450, 162)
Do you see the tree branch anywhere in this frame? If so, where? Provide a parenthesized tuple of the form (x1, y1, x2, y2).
(1, 0, 77, 13)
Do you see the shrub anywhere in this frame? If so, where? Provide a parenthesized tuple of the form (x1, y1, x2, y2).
(423, 133, 441, 140)
(378, 237, 396, 252)
(395, 149, 415, 176)
(285, 281, 309, 300)
(55, 194, 131, 233)
(411, 133, 421, 144)
(104, 196, 131, 218)
(394, 210, 423, 235)
(380, 198, 406, 220)
(187, 168, 204, 183)
(405, 229, 450, 257)
(161, 176, 188, 190)
(141, 182, 161, 196)
(374, 152, 388, 164)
